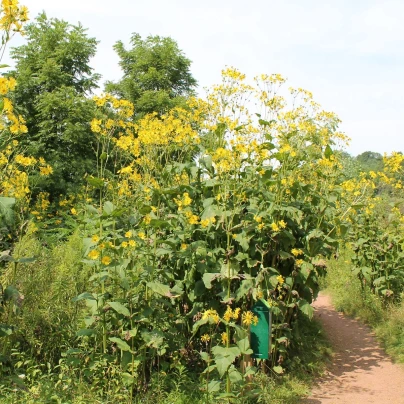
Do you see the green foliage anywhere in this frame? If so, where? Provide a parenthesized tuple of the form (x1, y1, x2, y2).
(9, 12, 100, 196)
(0, 228, 88, 372)
(356, 151, 384, 173)
(105, 33, 197, 118)
(324, 249, 404, 363)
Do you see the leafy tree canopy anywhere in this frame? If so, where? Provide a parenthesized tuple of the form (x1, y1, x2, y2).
(8, 12, 100, 197)
(356, 151, 383, 173)
(105, 33, 197, 118)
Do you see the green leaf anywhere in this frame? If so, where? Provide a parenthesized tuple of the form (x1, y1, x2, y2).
(273, 365, 284, 374)
(220, 260, 239, 279)
(228, 366, 243, 383)
(76, 328, 96, 337)
(87, 177, 104, 189)
(202, 272, 220, 289)
(298, 299, 314, 319)
(72, 292, 97, 302)
(207, 380, 221, 393)
(235, 279, 254, 301)
(324, 144, 333, 159)
(236, 337, 253, 355)
(121, 372, 135, 386)
(108, 301, 130, 317)
(215, 356, 233, 378)
(15, 257, 36, 264)
(103, 201, 114, 215)
(200, 351, 210, 362)
(109, 337, 131, 351)
(0, 324, 13, 337)
(146, 282, 172, 297)
(4, 286, 19, 301)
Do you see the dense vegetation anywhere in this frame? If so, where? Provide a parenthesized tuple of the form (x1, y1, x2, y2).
(0, 2, 403, 403)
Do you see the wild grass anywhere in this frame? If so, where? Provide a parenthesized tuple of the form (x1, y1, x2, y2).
(324, 248, 404, 364)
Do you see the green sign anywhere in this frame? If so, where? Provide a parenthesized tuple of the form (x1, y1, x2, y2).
(250, 299, 271, 359)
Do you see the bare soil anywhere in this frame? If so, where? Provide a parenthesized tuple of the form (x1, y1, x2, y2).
(302, 293, 404, 404)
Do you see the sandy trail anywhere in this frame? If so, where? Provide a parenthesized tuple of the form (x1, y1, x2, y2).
(302, 293, 404, 404)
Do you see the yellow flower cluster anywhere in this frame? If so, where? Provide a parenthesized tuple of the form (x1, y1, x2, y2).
(174, 192, 192, 211)
(270, 220, 286, 232)
(200, 216, 216, 228)
(241, 311, 259, 326)
(384, 152, 404, 174)
(0, 0, 28, 34)
(202, 309, 220, 324)
(223, 306, 241, 322)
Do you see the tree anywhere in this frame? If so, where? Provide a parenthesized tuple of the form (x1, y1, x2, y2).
(356, 151, 383, 173)
(9, 13, 100, 197)
(105, 33, 197, 118)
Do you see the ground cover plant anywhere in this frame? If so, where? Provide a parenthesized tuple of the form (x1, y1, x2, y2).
(0, 1, 403, 403)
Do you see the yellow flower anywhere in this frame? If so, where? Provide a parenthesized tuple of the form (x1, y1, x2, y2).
(254, 215, 262, 223)
(138, 232, 146, 240)
(270, 222, 279, 232)
(92, 235, 100, 243)
(223, 306, 233, 322)
(201, 334, 210, 343)
(221, 332, 228, 345)
(71, 208, 77, 215)
(201, 309, 220, 324)
(129, 239, 136, 247)
(291, 248, 303, 257)
(296, 259, 304, 267)
(143, 214, 151, 225)
(182, 192, 192, 206)
(88, 250, 99, 260)
(125, 230, 132, 238)
(187, 214, 199, 225)
(233, 307, 241, 320)
(242, 311, 257, 326)
(200, 216, 216, 228)
(180, 243, 187, 250)
(39, 165, 53, 176)
(121, 241, 128, 248)
(101, 256, 111, 266)
(277, 275, 285, 285)
(279, 220, 287, 229)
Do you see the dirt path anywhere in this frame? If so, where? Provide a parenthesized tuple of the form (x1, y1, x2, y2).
(302, 293, 404, 404)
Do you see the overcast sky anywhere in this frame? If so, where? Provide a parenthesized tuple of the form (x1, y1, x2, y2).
(7, 0, 404, 156)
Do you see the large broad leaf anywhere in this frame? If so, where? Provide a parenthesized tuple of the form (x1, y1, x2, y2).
(207, 380, 221, 393)
(108, 301, 130, 317)
(141, 330, 164, 348)
(236, 337, 253, 355)
(87, 176, 104, 189)
(109, 337, 131, 352)
(0, 197, 15, 226)
(215, 356, 233, 378)
(146, 282, 179, 298)
(3, 286, 19, 301)
(103, 201, 114, 215)
(202, 272, 220, 289)
(121, 372, 135, 386)
(72, 292, 97, 302)
(76, 328, 96, 337)
(298, 299, 314, 319)
(220, 260, 239, 279)
(235, 279, 254, 301)
(0, 324, 13, 337)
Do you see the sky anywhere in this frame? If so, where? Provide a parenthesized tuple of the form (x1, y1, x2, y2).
(5, 0, 404, 156)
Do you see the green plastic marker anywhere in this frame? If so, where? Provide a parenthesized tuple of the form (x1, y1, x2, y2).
(250, 299, 272, 359)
